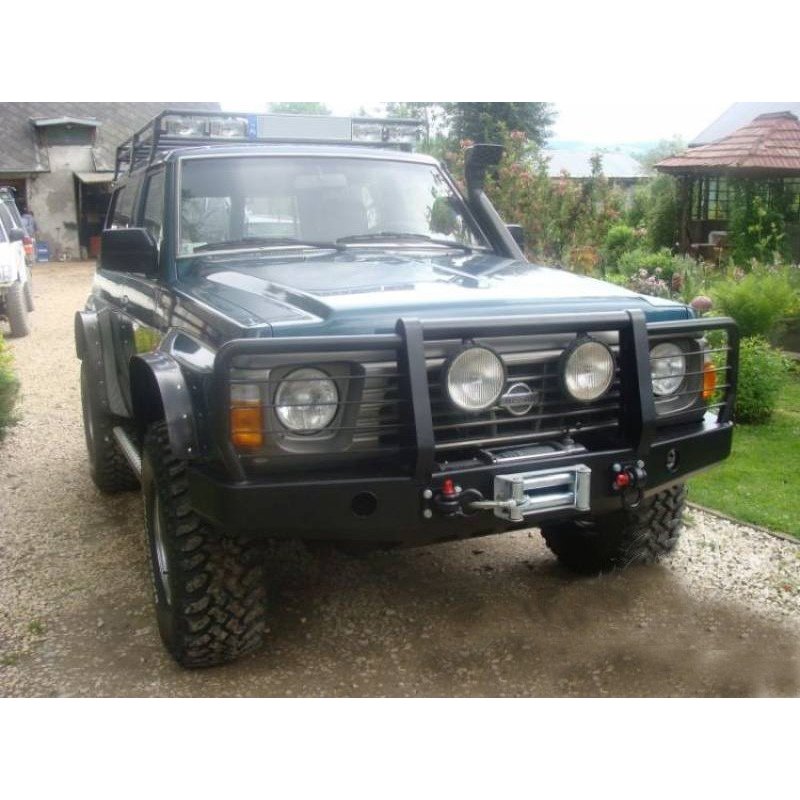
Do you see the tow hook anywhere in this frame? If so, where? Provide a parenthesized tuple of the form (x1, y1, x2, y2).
(422, 479, 522, 521)
(611, 460, 647, 508)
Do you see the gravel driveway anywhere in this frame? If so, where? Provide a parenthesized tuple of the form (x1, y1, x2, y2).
(1, 262, 799, 697)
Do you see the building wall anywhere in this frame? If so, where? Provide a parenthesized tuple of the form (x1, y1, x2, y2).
(28, 144, 95, 258)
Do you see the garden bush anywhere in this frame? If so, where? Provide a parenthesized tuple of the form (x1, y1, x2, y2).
(602, 223, 639, 269)
(0, 332, 19, 439)
(734, 336, 788, 424)
(626, 174, 680, 251)
(713, 270, 795, 338)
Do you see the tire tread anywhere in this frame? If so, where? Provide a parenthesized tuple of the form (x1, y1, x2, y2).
(144, 422, 266, 667)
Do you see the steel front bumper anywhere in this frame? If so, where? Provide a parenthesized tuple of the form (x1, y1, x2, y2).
(188, 419, 732, 543)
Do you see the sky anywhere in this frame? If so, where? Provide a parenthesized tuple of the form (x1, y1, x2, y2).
(220, 100, 737, 147)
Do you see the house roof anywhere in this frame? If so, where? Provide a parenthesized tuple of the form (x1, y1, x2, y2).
(543, 149, 647, 179)
(656, 112, 800, 176)
(690, 102, 800, 146)
(0, 102, 219, 174)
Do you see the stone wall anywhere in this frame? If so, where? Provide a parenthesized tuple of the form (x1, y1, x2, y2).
(28, 145, 95, 259)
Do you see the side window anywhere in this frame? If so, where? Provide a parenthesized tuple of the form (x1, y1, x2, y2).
(109, 185, 134, 228)
(141, 171, 166, 242)
(108, 175, 143, 229)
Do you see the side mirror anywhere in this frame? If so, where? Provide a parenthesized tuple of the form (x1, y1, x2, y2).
(100, 228, 158, 275)
(8, 227, 25, 243)
(506, 224, 525, 250)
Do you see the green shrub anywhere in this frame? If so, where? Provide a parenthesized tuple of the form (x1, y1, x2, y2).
(713, 271, 795, 338)
(0, 332, 19, 439)
(728, 184, 791, 265)
(735, 336, 788, 424)
(602, 223, 639, 267)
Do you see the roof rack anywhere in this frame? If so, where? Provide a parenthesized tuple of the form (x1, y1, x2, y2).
(114, 109, 428, 179)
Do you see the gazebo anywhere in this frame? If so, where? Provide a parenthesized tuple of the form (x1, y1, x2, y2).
(656, 111, 800, 262)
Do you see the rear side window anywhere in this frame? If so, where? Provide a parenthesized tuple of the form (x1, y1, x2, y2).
(141, 171, 166, 242)
(109, 185, 134, 228)
(108, 174, 143, 229)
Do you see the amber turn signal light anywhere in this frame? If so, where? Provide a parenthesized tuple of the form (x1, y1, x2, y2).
(230, 383, 263, 449)
(230, 406, 263, 448)
(702, 361, 717, 401)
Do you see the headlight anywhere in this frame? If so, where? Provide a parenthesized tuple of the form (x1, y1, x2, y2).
(650, 342, 686, 396)
(275, 368, 339, 434)
(446, 346, 505, 412)
(562, 340, 615, 402)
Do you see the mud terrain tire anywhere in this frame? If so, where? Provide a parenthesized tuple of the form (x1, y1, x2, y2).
(142, 421, 267, 668)
(541, 483, 687, 575)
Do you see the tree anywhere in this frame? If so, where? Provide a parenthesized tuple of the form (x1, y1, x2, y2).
(267, 102, 332, 116)
(634, 137, 686, 172)
(442, 103, 556, 146)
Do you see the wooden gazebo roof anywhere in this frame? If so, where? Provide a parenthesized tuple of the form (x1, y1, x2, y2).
(656, 111, 800, 177)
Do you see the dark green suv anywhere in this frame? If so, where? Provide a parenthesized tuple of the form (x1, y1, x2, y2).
(75, 110, 738, 667)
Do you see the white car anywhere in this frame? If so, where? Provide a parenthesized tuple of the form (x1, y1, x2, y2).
(0, 203, 32, 337)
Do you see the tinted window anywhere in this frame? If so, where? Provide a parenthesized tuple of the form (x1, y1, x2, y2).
(109, 175, 142, 229)
(141, 171, 166, 242)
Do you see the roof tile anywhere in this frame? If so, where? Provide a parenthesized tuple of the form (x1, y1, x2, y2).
(656, 112, 800, 175)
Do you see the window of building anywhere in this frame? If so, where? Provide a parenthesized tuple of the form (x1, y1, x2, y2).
(42, 124, 96, 147)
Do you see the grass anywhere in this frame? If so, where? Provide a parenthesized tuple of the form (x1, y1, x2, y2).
(0, 331, 19, 440)
(690, 372, 800, 538)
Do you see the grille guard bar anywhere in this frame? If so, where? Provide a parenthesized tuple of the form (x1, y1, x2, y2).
(211, 312, 739, 483)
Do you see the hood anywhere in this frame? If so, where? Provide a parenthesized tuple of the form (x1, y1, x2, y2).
(176, 250, 691, 336)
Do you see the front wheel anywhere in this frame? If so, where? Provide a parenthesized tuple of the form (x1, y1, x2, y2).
(142, 422, 267, 668)
(540, 483, 687, 575)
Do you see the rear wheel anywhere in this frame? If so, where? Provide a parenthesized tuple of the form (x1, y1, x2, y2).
(80, 360, 138, 492)
(142, 422, 267, 668)
(541, 483, 687, 575)
(6, 282, 30, 337)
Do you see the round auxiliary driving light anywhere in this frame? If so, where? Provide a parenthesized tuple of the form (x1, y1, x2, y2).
(562, 339, 615, 402)
(650, 342, 686, 396)
(446, 346, 506, 412)
(275, 368, 339, 434)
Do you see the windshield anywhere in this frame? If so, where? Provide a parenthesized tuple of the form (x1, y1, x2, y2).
(177, 155, 489, 256)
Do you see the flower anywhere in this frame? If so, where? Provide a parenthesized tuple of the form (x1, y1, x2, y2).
(690, 295, 713, 314)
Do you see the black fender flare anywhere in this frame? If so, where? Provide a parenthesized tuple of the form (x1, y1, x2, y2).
(74, 310, 111, 413)
(129, 351, 198, 459)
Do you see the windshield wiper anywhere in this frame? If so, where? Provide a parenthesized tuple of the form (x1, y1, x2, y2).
(336, 232, 473, 253)
(193, 236, 340, 253)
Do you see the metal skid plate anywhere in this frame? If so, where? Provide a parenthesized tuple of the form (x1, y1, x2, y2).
(492, 465, 591, 522)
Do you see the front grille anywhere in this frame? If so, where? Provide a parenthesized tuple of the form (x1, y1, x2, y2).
(427, 346, 623, 453)
(214, 314, 738, 482)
